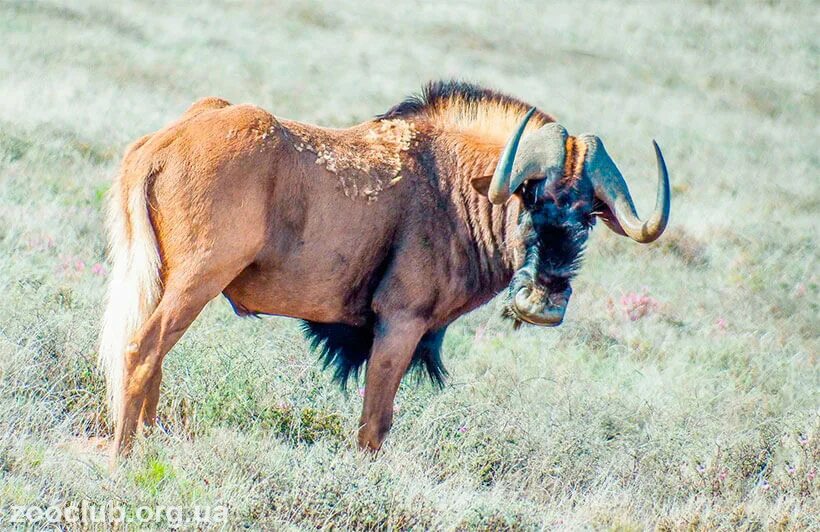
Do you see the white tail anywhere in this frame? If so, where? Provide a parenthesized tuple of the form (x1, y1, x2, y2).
(98, 167, 162, 424)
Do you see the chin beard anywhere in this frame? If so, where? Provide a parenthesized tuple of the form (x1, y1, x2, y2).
(500, 304, 525, 330)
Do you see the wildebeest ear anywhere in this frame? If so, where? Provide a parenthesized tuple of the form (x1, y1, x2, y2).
(470, 175, 493, 196)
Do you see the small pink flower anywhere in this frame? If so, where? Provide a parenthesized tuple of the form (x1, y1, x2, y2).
(457, 424, 468, 434)
(760, 480, 770, 491)
(91, 263, 107, 276)
(56, 255, 86, 276)
(715, 318, 727, 331)
(474, 326, 485, 342)
(719, 468, 728, 481)
(798, 433, 809, 446)
(793, 283, 806, 297)
(620, 290, 660, 321)
(393, 404, 401, 414)
(808, 469, 816, 482)
(358, 387, 365, 398)
(696, 463, 706, 474)
(786, 463, 796, 475)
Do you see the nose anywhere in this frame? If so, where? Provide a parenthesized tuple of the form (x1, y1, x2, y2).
(511, 285, 571, 326)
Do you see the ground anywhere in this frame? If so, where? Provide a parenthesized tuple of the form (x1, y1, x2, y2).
(0, 1, 817, 529)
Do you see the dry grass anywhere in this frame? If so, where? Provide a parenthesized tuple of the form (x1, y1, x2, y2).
(0, 0, 817, 529)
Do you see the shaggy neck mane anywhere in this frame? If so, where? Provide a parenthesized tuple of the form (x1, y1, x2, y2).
(378, 80, 554, 146)
(379, 81, 556, 282)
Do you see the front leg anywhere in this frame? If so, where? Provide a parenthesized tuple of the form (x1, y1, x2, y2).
(358, 314, 427, 451)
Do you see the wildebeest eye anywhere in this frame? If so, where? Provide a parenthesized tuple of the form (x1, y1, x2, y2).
(521, 180, 544, 205)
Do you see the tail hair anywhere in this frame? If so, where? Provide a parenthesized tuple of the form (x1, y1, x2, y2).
(98, 158, 162, 424)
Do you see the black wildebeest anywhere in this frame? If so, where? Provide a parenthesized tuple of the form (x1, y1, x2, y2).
(99, 80, 670, 462)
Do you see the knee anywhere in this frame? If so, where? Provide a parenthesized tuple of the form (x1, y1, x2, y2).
(123, 341, 143, 371)
(123, 343, 160, 395)
(124, 338, 160, 373)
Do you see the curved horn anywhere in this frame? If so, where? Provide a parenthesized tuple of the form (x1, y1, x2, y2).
(583, 136, 670, 243)
(487, 107, 537, 204)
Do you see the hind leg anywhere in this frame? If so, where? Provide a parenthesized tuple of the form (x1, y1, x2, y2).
(112, 269, 240, 464)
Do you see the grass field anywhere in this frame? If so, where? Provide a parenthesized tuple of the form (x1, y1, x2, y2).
(0, 0, 818, 529)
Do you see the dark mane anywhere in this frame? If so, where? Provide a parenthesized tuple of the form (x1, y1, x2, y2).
(378, 80, 555, 125)
(301, 321, 448, 389)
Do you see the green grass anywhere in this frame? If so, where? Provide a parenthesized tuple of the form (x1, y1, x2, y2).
(0, 0, 817, 529)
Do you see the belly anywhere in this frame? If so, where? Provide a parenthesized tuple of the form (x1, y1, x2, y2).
(222, 253, 383, 326)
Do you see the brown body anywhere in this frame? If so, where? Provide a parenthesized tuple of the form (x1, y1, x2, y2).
(101, 86, 556, 460)
(100, 82, 669, 463)
(220, 117, 517, 328)
(152, 98, 546, 326)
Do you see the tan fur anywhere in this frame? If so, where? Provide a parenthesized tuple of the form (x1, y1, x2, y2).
(417, 95, 552, 148)
(562, 136, 587, 187)
(283, 118, 416, 202)
(101, 89, 550, 461)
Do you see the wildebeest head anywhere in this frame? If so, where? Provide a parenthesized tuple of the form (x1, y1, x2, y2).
(472, 108, 671, 326)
